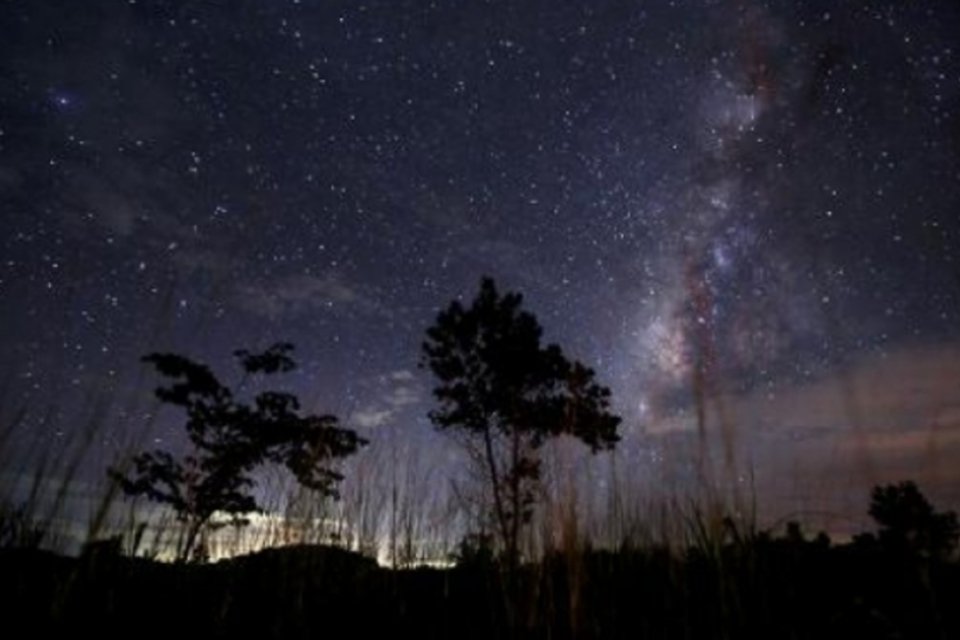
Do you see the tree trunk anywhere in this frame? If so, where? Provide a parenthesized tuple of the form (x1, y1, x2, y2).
(482, 425, 510, 562)
(509, 426, 521, 574)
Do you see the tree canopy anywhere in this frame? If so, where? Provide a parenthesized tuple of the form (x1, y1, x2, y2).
(866, 480, 959, 560)
(421, 277, 621, 567)
(110, 342, 366, 561)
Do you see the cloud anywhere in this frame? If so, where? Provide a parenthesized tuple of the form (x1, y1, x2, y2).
(644, 342, 960, 437)
(352, 407, 394, 429)
(733, 343, 960, 436)
(349, 370, 426, 430)
(236, 271, 388, 320)
(635, 342, 960, 529)
(385, 384, 421, 408)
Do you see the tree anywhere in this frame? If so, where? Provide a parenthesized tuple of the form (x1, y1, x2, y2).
(865, 480, 959, 561)
(110, 342, 366, 562)
(420, 277, 621, 569)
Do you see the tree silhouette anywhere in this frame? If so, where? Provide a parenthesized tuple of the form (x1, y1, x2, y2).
(863, 480, 959, 560)
(110, 342, 366, 561)
(421, 277, 621, 570)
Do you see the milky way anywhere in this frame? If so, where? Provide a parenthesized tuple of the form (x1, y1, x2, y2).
(2, 1, 960, 526)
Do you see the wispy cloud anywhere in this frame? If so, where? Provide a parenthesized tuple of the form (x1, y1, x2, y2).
(236, 271, 389, 320)
(639, 342, 960, 526)
(352, 407, 394, 429)
(349, 369, 426, 430)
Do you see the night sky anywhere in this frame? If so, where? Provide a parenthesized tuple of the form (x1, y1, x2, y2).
(2, 1, 960, 535)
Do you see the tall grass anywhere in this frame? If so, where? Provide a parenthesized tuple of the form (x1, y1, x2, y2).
(2, 319, 957, 640)
(0, 378, 841, 566)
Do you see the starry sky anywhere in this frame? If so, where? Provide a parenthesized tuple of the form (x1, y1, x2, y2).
(2, 0, 960, 534)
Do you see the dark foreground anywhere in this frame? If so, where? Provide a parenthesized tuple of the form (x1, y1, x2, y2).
(3, 535, 959, 640)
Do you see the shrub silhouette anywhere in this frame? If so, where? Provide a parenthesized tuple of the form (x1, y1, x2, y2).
(421, 277, 621, 571)
(109, 342, 366, 561)
(451, 531, 497, 569)
(861, 480, 959, 560)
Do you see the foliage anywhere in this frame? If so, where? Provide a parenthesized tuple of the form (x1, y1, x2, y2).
(863, 480, 959, 560)
(109, 342, 366, 561)
(421, 277, 621, 567)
